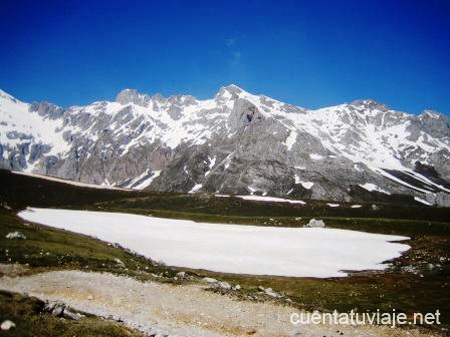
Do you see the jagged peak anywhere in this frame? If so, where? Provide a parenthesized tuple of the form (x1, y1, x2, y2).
(216, 84, 246, 99)
(419, 110, 447, 120)
(116, 88, 149, 106)
(116, 88, 198, 107)
(350, 99, 389, 112)
(351, 98, 383, 106)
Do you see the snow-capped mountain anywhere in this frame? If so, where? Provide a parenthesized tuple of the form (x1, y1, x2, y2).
(1, 85, 449, 205)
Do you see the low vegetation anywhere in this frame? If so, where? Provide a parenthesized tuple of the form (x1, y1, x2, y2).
(0, 290, 142, 337)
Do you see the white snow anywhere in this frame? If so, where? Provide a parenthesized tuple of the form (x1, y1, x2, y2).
(404, 169, 450, 193)
(371, 167, 431, 194)
(351, 205, 362, 209)
(12, 171, 129, 191)
(309, 153, 324, 160)
(124, 169, 151, 188)
(18, 208, 411, 278)
(0, 91, 70, 167)
(237, 195, 306, 205)
(359, 183, 391, 195)
(208, 156, 216, 169)
(295, 175, 314, 189)
(188, 183, 203, 193)
(326, 203, 340, 208)
(133, 170, 161, 190)
(414, 196, 433, 206)
(204, 156, 217, 177)
(284, 131, 297, 151)
(301, 182, 314, 189)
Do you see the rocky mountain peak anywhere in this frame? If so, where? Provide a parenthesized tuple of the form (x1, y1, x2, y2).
(420, 110, 446, 121)
(351, 99, 388, 112)
(215, 84, 244, 100)
(116, 88, 152, 107)
(29, 101, 65, 120)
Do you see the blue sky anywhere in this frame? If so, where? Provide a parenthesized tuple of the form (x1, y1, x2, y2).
(1, 0, 449, 114)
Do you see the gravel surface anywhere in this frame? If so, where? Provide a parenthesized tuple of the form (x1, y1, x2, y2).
(0, 270, 443, 337)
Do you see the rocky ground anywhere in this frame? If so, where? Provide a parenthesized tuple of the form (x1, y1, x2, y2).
(0, 269, 443, 337)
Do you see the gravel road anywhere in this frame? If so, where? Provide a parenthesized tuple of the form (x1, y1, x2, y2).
(0, 270, 442, 337)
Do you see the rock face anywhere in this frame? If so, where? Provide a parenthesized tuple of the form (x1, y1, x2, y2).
(1, 86, 449, 205)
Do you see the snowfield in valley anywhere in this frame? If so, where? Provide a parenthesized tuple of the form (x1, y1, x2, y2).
(18, 208, 410, 278)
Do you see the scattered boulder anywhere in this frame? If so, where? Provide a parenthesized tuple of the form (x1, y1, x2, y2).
(2, 203, 12, 210)
(202, 277, 232, 290)
(5, 231, 26, 240)
(114, 258, 125, 268)
(63, 309, 81, 320)
(45, 300, 65, 317)
(264, 287, 282, 298)
(44, 300, 80, 320)
(304, 218, 325, 228)
(202, 277, 218, 284)
(257, 286, 283, 298)
(176, 271, 186, 279)
(0, 320, 15, 331)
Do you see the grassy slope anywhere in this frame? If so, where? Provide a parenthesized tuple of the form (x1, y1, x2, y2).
(0, 169, 449, 332)
(0, 290, 141, 337)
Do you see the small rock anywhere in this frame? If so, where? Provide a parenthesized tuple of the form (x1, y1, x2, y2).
(217, 281, 231, 290)
(305, 218, 325, 228)
(87, 295, 94, 300)
(202, 277, 218, 284)
(63, 308, 80, 320)
(176, 271, 186, 279)
(264, 287, 282, 298)
(202, 277, 231, 290)
(246, 328, 257, 335)
(114, 258, 125, 267)
(45, 300, 66, 317)
(5, 231, 26, 240)
(233, 284, 241, 291)
(1, 320, 16, 330)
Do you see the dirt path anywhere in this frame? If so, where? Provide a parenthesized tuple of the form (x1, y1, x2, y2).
(0, 270, 441, 337)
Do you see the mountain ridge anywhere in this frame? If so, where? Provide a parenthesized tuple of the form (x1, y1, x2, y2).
(1, 86, 449, 206)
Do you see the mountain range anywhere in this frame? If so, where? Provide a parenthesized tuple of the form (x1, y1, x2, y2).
(1, 85, 449, 206)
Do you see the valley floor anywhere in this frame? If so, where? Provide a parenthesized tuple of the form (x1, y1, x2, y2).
(0, 269, 441, 337)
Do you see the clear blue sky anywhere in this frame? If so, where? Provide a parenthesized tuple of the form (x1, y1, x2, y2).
(1, 0, 449, 114)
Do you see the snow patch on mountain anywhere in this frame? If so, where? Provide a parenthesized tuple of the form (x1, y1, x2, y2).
(359, 183, 391, 195)
(237, 195, 306, 205)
